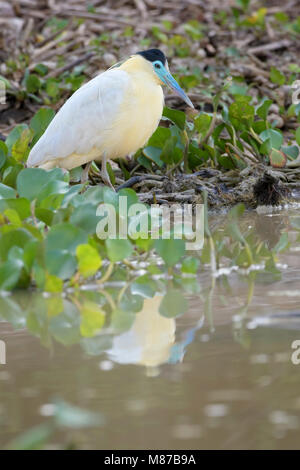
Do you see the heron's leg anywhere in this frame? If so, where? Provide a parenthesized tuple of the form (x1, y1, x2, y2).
(81, 161, 92, 184)
(101, 154, 115, 191)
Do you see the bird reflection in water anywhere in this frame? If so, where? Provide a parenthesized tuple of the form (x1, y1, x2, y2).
(106, 296, 204, 374)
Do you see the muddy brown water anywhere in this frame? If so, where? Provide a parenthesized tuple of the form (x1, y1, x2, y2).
(1, 205, 300, 450)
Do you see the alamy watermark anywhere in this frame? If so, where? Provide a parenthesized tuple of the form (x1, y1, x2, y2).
(96, 198, 204, 250)
(291, 80, 300, 105)
(291, 340, 300, 365)
(0, 80, 6, 105)
(0, 340, 6, 365)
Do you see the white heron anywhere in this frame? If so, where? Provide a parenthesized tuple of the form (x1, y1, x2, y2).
(27, 49, 194, 187)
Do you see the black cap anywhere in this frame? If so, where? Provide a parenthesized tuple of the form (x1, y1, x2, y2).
(136, 49, 166, 65)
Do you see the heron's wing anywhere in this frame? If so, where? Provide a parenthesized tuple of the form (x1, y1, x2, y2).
(27, 69, 130, 167)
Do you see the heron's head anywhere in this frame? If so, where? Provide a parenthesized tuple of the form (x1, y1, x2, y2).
(136, 49, 194, 108)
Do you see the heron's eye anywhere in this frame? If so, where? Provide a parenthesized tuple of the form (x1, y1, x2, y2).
(155, 63, 161, 69)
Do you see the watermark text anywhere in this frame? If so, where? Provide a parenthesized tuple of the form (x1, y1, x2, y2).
(0, 340, 6, 365)
(96, 199, 204, 251)
(291, 340, 300, 365)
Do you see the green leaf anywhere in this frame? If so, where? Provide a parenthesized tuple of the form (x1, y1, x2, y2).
(151, 26, 168, 43)
(252, 120, 267, 134)
(137, 154, 152, 171)
(76, 244, 102, 278)
(289, 63, 300, 73)
(218, 154, 236, 169)
(226, 223, 245, 245)
(229, 98, 254, 128)
(260, 129, 283, 151)
(236, 0, 250, 11)
(269, 148, 287, 168)
(143, 146, 164, 168)
(148, 126, 171, 147)
(154, 238, 185, 267)
(118, 188, 139, 209)
(8, 246, 24, 265)
(0, 258, 23, 290)
(160, 136, 178, 165)
(162, 20, 173, 31)
(270, 67, 286, 86)
(48, 301, 81, 345)
(23, 240, 39, 272)
(181, 256, 200, 274)
(188, 143, 209, 169)
(0, 228, 34, 262)
(163, 107, 186, 130)
(0, 75, 10, 91)
(25, 74, 41, 93)
(131, 274, 156, 298)
(10, 198, 31, 219)
(46, 223, 88, 254)
(274, 12, 288, 22)
(272, 232, 289, 252)
(119, 291, 144, 313)
(256, 99, 272, 120)
(30, 108, 55, 145)
(45, 251, 77, 280)
(0, 141, 8, 170)
(80, 301, 105, 337)
(2, 163, 24, 188)
(78, 185, 105, 205)
(38, 192, 65, 211)
(0, 183, 16, 199)
(11, 128, 33, 162)
(106, 161, 115, 186)
(70, 203, 101, 234)
(17, 168, 65, 201)
(44, 274, 63, 293)
(102, 185, 119, 209)
(45, 78, 59, 98)
(296, 126, 300, 146)
(282, 145, 299, 160)
(0, 198, 30, 220)
(105, 238, 133, 262)
(183, 20, 203, 40)
(34, 64, 48, 76)
(5, 124, 28, 154)
(194, 113, 212, 135)
(159, 289, 188, 318)
(35, 207, 54, 225)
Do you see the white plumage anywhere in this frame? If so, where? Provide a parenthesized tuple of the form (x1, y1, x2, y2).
(107, 296, 175, 367)
(27, 69, 131, 168)
(26, 50, 193, 185)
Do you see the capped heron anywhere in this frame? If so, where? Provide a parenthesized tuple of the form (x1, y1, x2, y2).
(27, 49, 194, 187)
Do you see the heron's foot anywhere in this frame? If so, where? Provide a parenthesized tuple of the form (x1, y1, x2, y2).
(81, 162, 92, 184)
(101, 165, 115, 191)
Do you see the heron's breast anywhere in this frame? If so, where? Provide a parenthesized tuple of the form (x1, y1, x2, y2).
(104, 75, 164, 159)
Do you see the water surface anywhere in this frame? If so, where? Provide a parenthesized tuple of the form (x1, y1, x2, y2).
(1, 206, 300, 449)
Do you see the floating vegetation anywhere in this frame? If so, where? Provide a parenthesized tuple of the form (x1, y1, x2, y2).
(0, 161, 295, 294)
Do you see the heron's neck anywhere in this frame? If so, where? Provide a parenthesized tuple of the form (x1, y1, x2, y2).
(120, 56, 161, 85)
